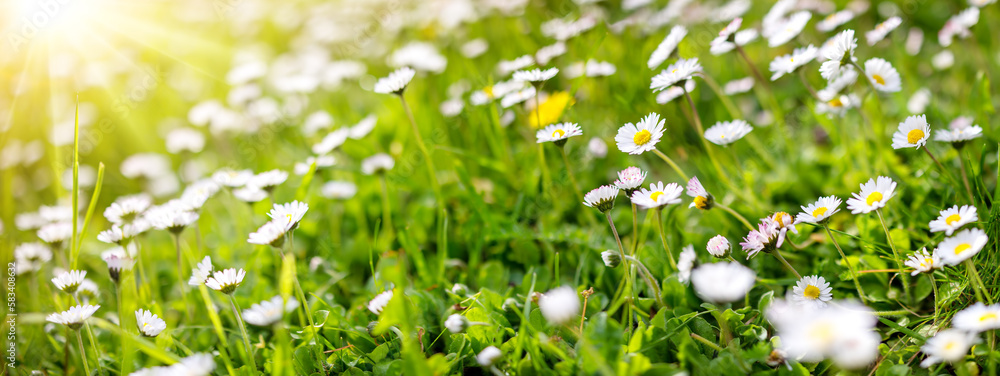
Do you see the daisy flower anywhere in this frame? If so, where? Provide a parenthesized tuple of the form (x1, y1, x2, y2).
(677, 245, 696, 283)
(650, 58, 702, 92)
(970, 0, 996, 7)
(710, 29, 758, 56)
(707, 235, 731, 258)
(243, 296, 297, 327)
(708, 18, 747, 55)
(294, 155, 337, 175)
(321, 181, 357, 200)
(497, 55, 535, 76)
(212, 169, 253, 188)
(312, 128, 350, 155)
(816, 94, 860, 118)
(583, 185, 619, 213)
(865, 17, 902, 45)
(14, 242, 51, 274)
(819, 30, 858, 80)
(248, 219, 289, 248)
(740, 218, 783, 259)
(535, 42, 566, 65)
(686, 176, 714, 210)
(538, 286, 580, 325)
(772, 301, 879, 367)
(46, 304, 100, 330)
(908, 88, 932, 113)
(368, 290, 394, 315)
(769, 44, 819, 81)
(499, 87, 536, 108)
(816, 68, 859, 100)
(723, 77, 754, 95)
(790, 275, 833, 309)
(103, 194, 152, 225)
(935, 118, 983, 144)
(146, 206, 199, 234)
(349, 115, 378, 140)
(648, 25, 687, 69)
(52, 270, 87, 294)
(132, 353, 216, 376)
(615, 113, 665, 155)
(361, 154, 395, 175)
(891, 115, 930, 149)
(249, 170, 288, 192)
(444, 314, 470, 334)
(135, 309, 167, 337)
(816, 10, 855, 32)
(477, 346, 502, 366)
(772, 211, 798, 238)
(704, 119, 753, 146)
(38, 222, 73, 248)
(939, 7, 979, 47)
(767, 11, 812, 47)
(796, 196, 842, 224)
(614, 167, 647, 196)
(920, 329, 978, 367)
(373, 67, 415, 95)
(929, 205, 977, 235)
(691, 262, 756, 303)
(630, 181, 683, 210)
(863, 58, 901, 93)
(512, 68, 559, 83)
(846, 176, 897, 214)
(953, 302, 1000, 333)
(188, 256, 213, 286)
(233, 186, 267, 203)
(904, 248, 940, 276)
(535, 122, 582, 145)
(655, 80, 695, 104)
(205, 268, 246, 295)
(935, 228, 988, 266)
(268, 201, 308, 230)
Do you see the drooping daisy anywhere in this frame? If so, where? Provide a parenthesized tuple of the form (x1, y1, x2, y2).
(248, 219, 289, 248)
(740, 218, 783, 259)
(188, 256, 213, 286)
(905, 248, 940, 276)
(615, 113, 665, 155)
(935, 228, 989, 266)
(686, 176, 714, 210)
(677, 245, 696, 283)
(373, 67, 416, 95)
(863, 58, 901, 93)
(953, 302, 1000, 333)
(477, 346, 502, 366)
(769, 45, 818, 81)
(704, 119, 753, 146)
(706, 235, 731, 258)
(268, 201, 308, 231)
(891, 115, 930, 149)
(796, 196, 842, 224)
(368, 290, 394, 315)
(790, 275, 833, 309)
(361, 154, 395, 175)
(929, 205, 977, 235)
(816, 10, 855, 32)
(103, 252, 133, 284)
(613, 167, 647, 196)
(865, 17, 902, 45)
(920, 329, 978, 367)
(690, 262, 756, 303)
(135, 309, 167, 337)
(52, 270, 87, 294)
(767, 11, 812, 47)
(205, 268, 246, 295)
(846, 176, 897, 214)
(512, 68, 559, 83)
(583, 185, 619, 213)
(538, 286, 580, 325)
(819, 30, 858, 80)
(631, 181, 683, 210)
(648, 25, 687, 69)
(650, 58, 702, 92)
(535, 122, 582, 146)
(47, 304, 100, 330)
(243, 296, 297, 327)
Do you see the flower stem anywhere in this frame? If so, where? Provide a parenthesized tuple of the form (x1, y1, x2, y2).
(630, 203, 639, 257)
(174, 234, 192, 319)
(929, 273, 938, 326)
(76, 330, 92, 376)
(876, 209, 911, 304)
(958, 150, 977, 206)
(399, 94, 443, 205)
(606, 212, 636, 317)
(652, 148, 690, 182)
(654, 209, 678, 270)
(797, 69, 820, 99)
(230, 295, 255, 367)
(624, 255, 664, 307)
(682, 89, 739, 195)
(965, 258, 992, 304)
(771, 248, 802, 279)
(824, 225, 868, 303)
(716, 204, 755, 231)
(378, 175, 394, 240)
(533, 90, 553, 197)
(690, 333, 724, 353)
(559, 147, 584, 203)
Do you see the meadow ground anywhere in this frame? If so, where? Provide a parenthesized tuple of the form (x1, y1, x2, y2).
(3, 0, 1000, 375)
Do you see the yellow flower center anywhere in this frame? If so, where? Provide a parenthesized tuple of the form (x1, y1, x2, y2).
(872, 74, 885, 85)
(812, 207, 828, 218)
(945, 214, 962, 225)
(694, 196, 708, 209)
(866, 192, 883, 206)
(924, 258, 934, 267)
(944, 341, 957, 351)
(907, 129, 925, 144)
(286, 213, 293, 224)
(982, 313, 998, 322)
(773, 212, 790, 227)
(142, 322, 149, 328)
(650, 191, 663, 201)
(552, 129, 566, 138)
(803, 285, 821, 300)
(483, 86, 494, 98)
(633, 129, 653, 145)
(671, 69, 678, 74)
(954, 243, 971, 255)
(828, 98, 843, 107)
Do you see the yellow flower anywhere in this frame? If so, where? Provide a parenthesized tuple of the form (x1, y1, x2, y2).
(528, 91, 574, 128)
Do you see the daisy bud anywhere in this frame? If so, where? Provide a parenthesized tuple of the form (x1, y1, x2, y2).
(538, 287, 580, 326)
(368, 290, 393, 315)
(601, 251, 621, 268)
(450, 283, 468, 296)
(501, 298, 520, 311)
(476, 346, 502, 367)
(706, 235, 731, 258)
(444, 314, 469, 334)
(366, 321, 379, 337)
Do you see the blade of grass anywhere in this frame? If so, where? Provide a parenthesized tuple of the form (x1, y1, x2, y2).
(73, 163, 105, 269)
